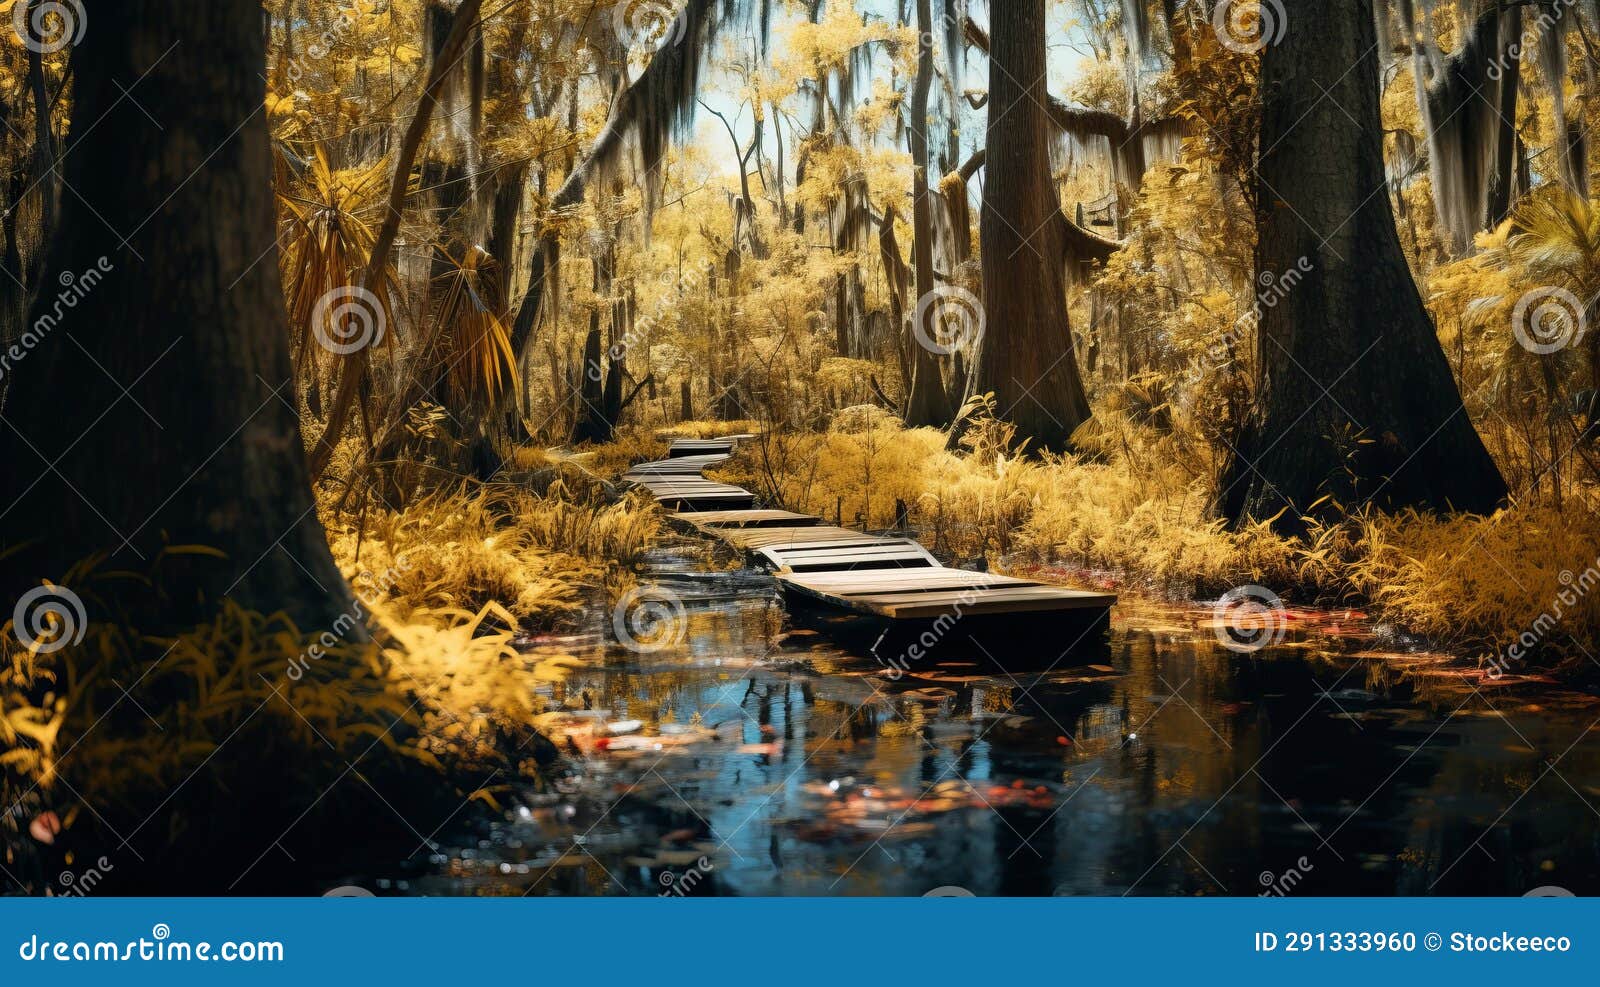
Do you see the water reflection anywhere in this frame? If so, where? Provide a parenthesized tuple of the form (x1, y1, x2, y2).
(396, 548, 1600, 897)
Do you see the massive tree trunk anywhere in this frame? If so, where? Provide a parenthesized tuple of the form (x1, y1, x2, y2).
(903, 0, 954, 428)
(0, 0, 357, 633)
(1220, 0, 1506, 530)
(974, 0, 1092, 453)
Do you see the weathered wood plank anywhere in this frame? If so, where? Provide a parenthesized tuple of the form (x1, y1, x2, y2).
(765, 542, 941, 572)
(713, 526, 904, 551)
(672, 509, 821, 529)
(778, 550, 934, 565)
(630, 479, 752, 496)
(666, 437, 749, 457)
(850, 588, 1115, 618)
(777, 572, 1115, 619)
(778, 569, 1038, 593)
(626, 459, 729, 478)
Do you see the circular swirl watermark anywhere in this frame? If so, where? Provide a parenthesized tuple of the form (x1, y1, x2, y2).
(312, 285, 386, 355)
(1211, 0, 1287, 54)
(324, 885, 376, 897)
(11, 0, 86, 54)
(1212, 584, 1287, 653)
(612, 585, 687, 653)
(612, 0, 687, 53)
(12, 584, 87, 654)
(1511, 286, 1586, 355)
(151, 923, 171, 941)
(924, 885, 975, 897)
(1524, 886, 1575, 897)
(910, 285, 985, 356)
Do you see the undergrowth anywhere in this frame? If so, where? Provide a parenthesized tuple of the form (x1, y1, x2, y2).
(2, 478, 667, 892)
(714, 405, 1600, 673)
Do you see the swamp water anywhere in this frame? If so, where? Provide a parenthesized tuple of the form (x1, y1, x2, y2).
(365, 545, 1600, 897)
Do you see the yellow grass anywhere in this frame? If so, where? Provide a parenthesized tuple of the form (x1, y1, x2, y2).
(1, 480, 668, 858)
(714, 409, 1600, 670)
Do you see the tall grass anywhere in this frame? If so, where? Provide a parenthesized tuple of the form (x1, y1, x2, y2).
(716, 407, 1600, 671)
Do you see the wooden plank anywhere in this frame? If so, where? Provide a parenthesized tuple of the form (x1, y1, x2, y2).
(667, 448, 733, 459)
(635, 480, 732, 489)
(628, 453, 729, 470)
(713, 526, 903, 551)
(629, 472, 734, 482)
(653, 496, 756, 511)
(631, 480, 751, 496)
(779, 569, 1037, 594)
(672, 510, 821, 529)
(850, 587, 1115, 619)
(777, 572, 1115, 619)
(668, 440, 737, 457)
(647, 488, 752, 498)
(776, 548, 934, 564)
(626, 462, 727, 478)
(775, 543, 935, 558)
(764, 543, 940, 571)
(785, 558, 939, 574)
(665, 433, 754, 445)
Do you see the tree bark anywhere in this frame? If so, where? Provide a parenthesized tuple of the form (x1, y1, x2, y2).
(0, 0, 358, 632)
(27, 1, 57, 239)
(973, 0, 1092, 453)
(1220, 0, 1506, 530)
(903, 0, 954, 428)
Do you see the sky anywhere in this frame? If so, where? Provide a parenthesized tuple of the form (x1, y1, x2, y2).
(681, 0, 1103, 183)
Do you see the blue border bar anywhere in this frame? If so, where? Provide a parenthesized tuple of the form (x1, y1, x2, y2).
(1, 898, 1590, 984)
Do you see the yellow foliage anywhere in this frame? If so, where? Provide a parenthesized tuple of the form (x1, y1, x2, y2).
(1, 477, 667, 855)
(323, 484, 664, 622)
(719, 411, 1600, 670)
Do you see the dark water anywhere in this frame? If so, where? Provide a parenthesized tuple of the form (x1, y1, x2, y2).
(382, 546, 1600, 897)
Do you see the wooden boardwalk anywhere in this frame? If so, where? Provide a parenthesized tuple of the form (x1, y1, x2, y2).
(626, 437, 1117, 635)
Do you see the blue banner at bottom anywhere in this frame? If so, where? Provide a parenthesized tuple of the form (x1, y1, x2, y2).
(0, 897, 1589, 984)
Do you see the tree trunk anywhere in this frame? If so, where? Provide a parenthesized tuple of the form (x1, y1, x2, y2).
(1483, 5, 1521, 228)
(0, 0, 358, 632)
(0, 99, 27, 349)
(27, 1, 57, 240)
(1220, 0, 1506, 530)
(974, 0, 1092, 453)
(487, 160, 529, 304)
(903, 0, 954, 428)
(571, 315, 609, 443)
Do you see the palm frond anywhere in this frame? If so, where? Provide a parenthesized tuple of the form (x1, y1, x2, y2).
(431, 244, 516, 402)
(277, 147, 404, 370)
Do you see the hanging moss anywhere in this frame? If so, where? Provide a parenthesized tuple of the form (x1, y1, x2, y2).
(1400, 0, 1516, 254)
